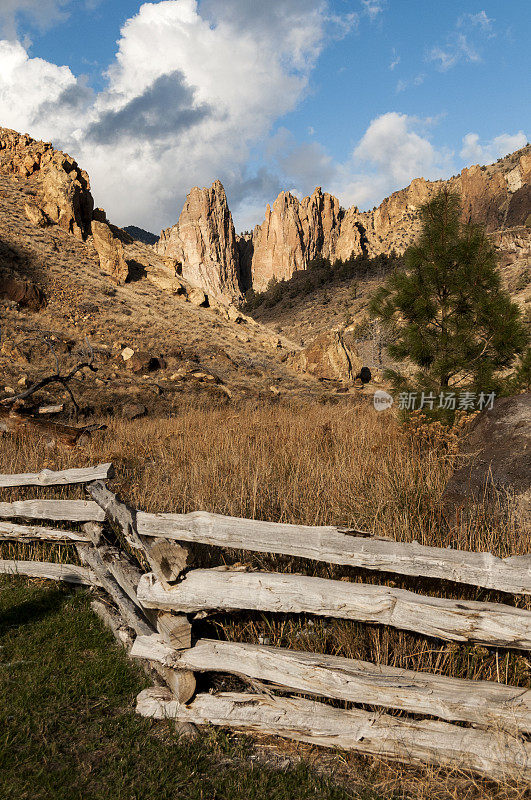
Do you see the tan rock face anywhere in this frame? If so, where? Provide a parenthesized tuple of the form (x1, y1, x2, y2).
(247, 144, 531, 288)
(292, 330, 362, 381)
(91, 220, 130, 285)
(442, 394, 531, 530)
(155, 180, 241, 303)
(250, 188, 352, 291)
(0, 127, 94, 239)
(24, 202, 48, 228)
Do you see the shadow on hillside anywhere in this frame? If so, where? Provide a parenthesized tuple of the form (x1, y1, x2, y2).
(0, 233, 48, 311)
(126, 259, 147, 282)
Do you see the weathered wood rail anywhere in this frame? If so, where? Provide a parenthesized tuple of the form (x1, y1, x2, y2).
(1, 463, 529, 782)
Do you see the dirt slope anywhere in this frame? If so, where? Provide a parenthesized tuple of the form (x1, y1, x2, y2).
(0, 167, 331, 418)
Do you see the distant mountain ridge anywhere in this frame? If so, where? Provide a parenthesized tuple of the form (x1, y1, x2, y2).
(124, 226, 159, 246)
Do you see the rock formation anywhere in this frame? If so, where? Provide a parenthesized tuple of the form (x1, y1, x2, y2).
(250, 188, 348, 291)
(292, 330, 362, 381)
(91, 220, 130, 285)
(0, 127, 94, 239)
(155, 180, 242, 303)
(244, 144, 531, 290)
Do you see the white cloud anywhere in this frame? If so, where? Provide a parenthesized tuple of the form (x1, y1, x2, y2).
(0, 39, 81, 137)
(428, 11, 495, 72)
(389, 51, 400, 70)
(0, 0, 340, 231)
(460, 131, 528, 164)
(262, 113, 453, 214)
(352, 112, 450, 185)
(428, 33, 480, 71)
(458, 10, 495, 35)
(361, 0, 386, 20)
(0, 0, 69, 39)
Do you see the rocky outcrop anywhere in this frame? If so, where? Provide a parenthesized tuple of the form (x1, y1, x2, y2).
(24, 202, 48, 228)
(0, 266, 46, 310)
(155, 180, 241, 303)
(250, 188, 349, 291)
(0, 127, 94, 239)
(292, 330, 362, 381)
(442, 394, 531, 530)
(246, 144, 531, 289)
(91, 220, 130, 285)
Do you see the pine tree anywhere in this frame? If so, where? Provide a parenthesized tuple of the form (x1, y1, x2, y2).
(369, 189, 529, 396)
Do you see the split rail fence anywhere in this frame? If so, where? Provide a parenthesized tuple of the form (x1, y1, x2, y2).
(1, 462, 530, 782)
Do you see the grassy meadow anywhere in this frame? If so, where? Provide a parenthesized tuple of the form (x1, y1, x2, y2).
(0, 397, 529, 799)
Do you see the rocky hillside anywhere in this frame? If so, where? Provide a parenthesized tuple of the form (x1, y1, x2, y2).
(155, 145, 531, 297)
(1, 127, 360, 422)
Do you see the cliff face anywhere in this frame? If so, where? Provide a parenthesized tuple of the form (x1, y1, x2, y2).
(250, 187, 349, 291)
(245, 144, 531, 289)
(155, 180, 242, 303)
(0, 127, 94, 239)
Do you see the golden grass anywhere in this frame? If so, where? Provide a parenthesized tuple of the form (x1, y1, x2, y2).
(0, 398, 529, 799)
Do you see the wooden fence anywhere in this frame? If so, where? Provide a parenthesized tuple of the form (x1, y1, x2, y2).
(1, 463, 530, 782)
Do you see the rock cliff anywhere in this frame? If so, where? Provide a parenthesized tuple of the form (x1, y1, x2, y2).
(0, 127, 94, 239)
(250, 188, 347, 291)
(246, 144, 531, 289)
(155, 180, 242, 303)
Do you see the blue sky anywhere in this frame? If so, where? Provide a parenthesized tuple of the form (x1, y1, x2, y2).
(0, 0, 528, 231)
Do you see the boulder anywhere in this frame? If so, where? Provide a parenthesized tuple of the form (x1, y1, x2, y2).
(0, 268, 46, 310)
(187, 287, 209, 307)
(442, 394, 531, 529)
(293, 330, 362, 381)
(121, 402, 147, 420)
(91, 220, 130, 285)
(121, 347, 135, 361)
(24, 203, 49, 228)
(126, 352, 163, 374)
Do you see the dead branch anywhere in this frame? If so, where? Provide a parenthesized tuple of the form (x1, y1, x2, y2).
(1, 337, 96, 414)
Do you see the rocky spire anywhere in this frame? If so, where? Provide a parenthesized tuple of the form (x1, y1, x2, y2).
(155, 180, 241, 303)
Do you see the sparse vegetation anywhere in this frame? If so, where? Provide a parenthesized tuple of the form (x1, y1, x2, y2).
(243, 253, 402, 312)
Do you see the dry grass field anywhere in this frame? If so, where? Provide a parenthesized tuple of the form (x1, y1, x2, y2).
(1, 398, 530, 799)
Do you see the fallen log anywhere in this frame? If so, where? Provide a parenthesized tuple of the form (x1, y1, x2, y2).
(136, 510, 531, 596)
(0, 407, 103, 448)
(137, 569, 531, 650)
(131, 635, 531, 732)
(136, 688, 531, 782)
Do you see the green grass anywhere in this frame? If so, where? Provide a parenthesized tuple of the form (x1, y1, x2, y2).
(0, 576, 379, 800)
